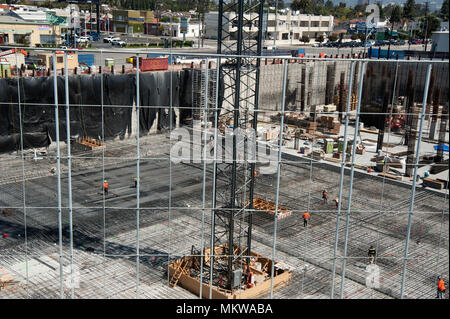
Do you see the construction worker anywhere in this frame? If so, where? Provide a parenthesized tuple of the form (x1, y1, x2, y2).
(368, 245, 376, 264)
(302, 211, 311, 227)
(322, 189, 328, 204)
(437, 276, 446, 299)
(334, 197, 340, 209)
(103, 180, 109, 195)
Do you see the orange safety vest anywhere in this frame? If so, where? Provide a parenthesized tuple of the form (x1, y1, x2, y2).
(302, 212, 310, 220)
(103, 182, 109, 189)
(438, 279, 445, 291)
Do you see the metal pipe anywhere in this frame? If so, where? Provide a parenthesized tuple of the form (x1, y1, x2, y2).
(269, 60, 288, 297)
(400, 63, 432, 299)
(52, 52, 64, 299)
(100, 49, 107, 297)
(330, 60, 355, 298)
(135, 53, 140, 298)
(209, 57, 221, 299)
(64, 51, 75, 299)
(15, 49, 29, 297)
(339, 61, 366, 299)
(199, 58, 209, 298)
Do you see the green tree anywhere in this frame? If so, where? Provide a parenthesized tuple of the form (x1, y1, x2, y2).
(316, 34, 325, 43)
(291, 0, 311, 12)
(350, 33, 358, 40)
(420, 14, 441, 38)
(440, 0, 449, 21)
(268, 0, 285, 9)
(403, 0, 417, 20)
(300, 35, 310, 43)
(328, 34, 338, 42)
(377, 2, 385, 20)
(390, 5, 402, 26)
(325, 0, 334, 10)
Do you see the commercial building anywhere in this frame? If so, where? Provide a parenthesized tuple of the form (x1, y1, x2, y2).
(0, 14, 64, 46)
(204, 11, 333, 43)
(112, 9, 154, 34)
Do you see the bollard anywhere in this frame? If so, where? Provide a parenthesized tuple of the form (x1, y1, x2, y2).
(99, 66, 102, 74)
(62, 68, 64, 76)
(88, 67, 91, 74)
(265, 58, 267, 65)
(111, 65, 114, 74)
(122, 65, 125, 74)
(47, 68, 51, 76)
(74, 67, 77, 75)
(32, 69, 35, 77)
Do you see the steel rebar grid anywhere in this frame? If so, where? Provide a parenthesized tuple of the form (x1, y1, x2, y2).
(269, 60, 288, 298)
(400, 63, 433, 299)
(64, 51, 75, 299)
(339, 61, 367, 299)
(52, 52, 64, 299)
(330, 60, 355, 299)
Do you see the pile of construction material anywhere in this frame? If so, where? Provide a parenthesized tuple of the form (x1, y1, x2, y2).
(250, 196, 292, 219)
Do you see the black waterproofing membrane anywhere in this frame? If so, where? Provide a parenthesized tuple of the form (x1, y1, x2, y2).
(0, 70, 225, 153)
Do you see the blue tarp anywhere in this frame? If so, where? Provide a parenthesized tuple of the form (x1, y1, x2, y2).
(369, 49, 406, 60)
(434, 145, 449, 152)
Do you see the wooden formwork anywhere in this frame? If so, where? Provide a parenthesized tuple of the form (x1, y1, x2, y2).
(247, 196, 292, 219)
(168, 245, 292, 299)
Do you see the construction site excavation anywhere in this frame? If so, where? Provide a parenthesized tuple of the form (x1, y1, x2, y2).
(0, 29, 449, 299)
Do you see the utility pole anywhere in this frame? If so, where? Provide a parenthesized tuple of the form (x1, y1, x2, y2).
(423, 1, 429, 52)
(198, 0, 201, 48)
(274, 0, 278, 47)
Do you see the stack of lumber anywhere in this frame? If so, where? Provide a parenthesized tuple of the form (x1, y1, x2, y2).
(250, 196, 292, 219)
(423, 178, 445, 190)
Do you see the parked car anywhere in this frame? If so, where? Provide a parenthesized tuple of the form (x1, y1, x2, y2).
(103, 36, 118, 43)
(397, 39, 406, 45)
(111, 39, 126, 47)
(76, 36, 90, 44)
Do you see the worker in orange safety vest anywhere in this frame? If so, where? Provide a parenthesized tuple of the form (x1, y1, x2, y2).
(437, 276, 446, 299)
(103, 180, 109, 195)
(302, 212, 311, 227)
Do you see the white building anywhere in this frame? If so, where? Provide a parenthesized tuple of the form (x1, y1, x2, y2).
(431, 31, 449, 53)
(160, 21, 202, 39)
(205, 11, 333, 44)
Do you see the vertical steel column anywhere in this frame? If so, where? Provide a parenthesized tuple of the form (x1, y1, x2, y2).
(269, 60, 288, 298)
(247, 0, 266, 267)
(52, 52, 64, 299)
(209, 58, 221, 299)
(100, 50, 107, 297)
(15, 50, 29, 296)
(339, 61, 366, 299)
(400, 63, 432, 299)
(199, 58, 209, 298)
(135, 53, 141, 298)
(63, 51, 75, 299)
(330, 60, 355, 299)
